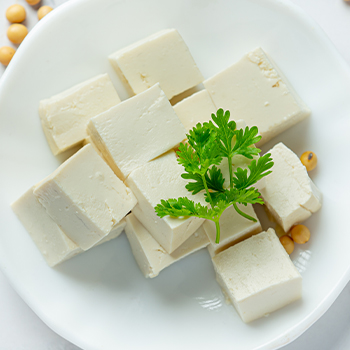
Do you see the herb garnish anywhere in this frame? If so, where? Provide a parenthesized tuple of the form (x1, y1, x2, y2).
(155, 109, 273, 244)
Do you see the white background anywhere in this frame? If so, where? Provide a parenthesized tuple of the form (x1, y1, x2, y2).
(1, 0, 350, 349)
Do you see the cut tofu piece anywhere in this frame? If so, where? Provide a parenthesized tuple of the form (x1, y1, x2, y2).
(11, 186, 81, 267)
(12, 186, 126, 266)
(88, 83, 187, 180)
(256, 142, 322, 232)
(212, 229, 302, 323)
(203, 48, 311, 145)
(203, 205, 262, 257)
(125, 214, 209, 278)
(126, 151, 206, 254)
(94, 219, 126, 246)
(173, 89, 217, 131)
(82, 135, 104, 159)
(34, 144, 137, 250)
(108, 29, 204, 99)
(39, 73, 121, 155)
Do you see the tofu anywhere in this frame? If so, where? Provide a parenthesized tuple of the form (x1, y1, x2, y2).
(34, 144, 137, 250)
(39, 74, 121, 155)
(126, 151, 206, 254)
(203, 48, 311, 145)
(256, 142, 322, 232)
(12, 186, 126, 266)
(94, 219, 126, 246)
(203, 205, 262, 257)
(125, 214, 209, 278)
(108, 29, 204, 99)
(82, 135, 105, 159)
(173, 90, 217, 131)
(88, 83, 187, 180)
(212, 229, 302, 323)
(11, 186, 81, 267)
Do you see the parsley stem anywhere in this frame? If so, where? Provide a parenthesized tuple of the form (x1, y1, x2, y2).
(202, 173, 221, 242)
(201, 173, 214, 208)
(228, 154, 233, 189)
(215, 219, 221, 243)
(232, 203, 257, 222)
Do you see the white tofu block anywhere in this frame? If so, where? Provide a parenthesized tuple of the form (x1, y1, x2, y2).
(88, 83, 187, 180)
(11, 186, 126, 267)
(125, 214, 209, 278)
(39, 74, 121, 155)
(82, 135, 104, 159)
(203, 205, 262, 257)
(108, 29, 204, 99)
(257, 142, 322, 232)
(34, 144, 137, 250)
(173, 90, 217, 131)
(94, 219, 126, 246)
(212, 229, 302, 323)
(12, 186, 126, 266)
(126, 151, 206, 254)
(203, 48, 311, 145)
(11, 186, 81, 267)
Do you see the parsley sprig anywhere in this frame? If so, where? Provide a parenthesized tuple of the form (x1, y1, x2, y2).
(155, 109, 273, 244)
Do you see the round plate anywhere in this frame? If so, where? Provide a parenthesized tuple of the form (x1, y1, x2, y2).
(1, 0, 350, 349)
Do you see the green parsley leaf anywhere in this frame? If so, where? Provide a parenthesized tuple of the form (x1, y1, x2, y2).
(180, 123, 222, 174)
(210, 109, 237, 159)
(155, 197, 200, 218)
(182, 165, 225, 195)
(206, 165, 225, 192)
(233, 153, 274, 189)
(176, 142, 201, 175)
(232, 126, 261, 159)
(224, 187, 264, 206)
(154, 197, 228, 221)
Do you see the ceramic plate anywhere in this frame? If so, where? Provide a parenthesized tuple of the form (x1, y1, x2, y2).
(1, 0, 350, 349)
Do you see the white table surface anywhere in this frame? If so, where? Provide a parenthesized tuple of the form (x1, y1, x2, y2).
(1, 0, 350, 349)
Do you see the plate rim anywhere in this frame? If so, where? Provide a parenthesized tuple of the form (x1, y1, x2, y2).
(1, 0, 350, 349)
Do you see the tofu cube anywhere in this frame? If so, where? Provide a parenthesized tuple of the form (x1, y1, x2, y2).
(108, 29, 204, 99)
(203, 205, 261, 257)
(126, 151, 206, 254)
(96, 219, 126, 246)
(257, 142, 322, 232)
(34, 144, 137, 250)
(39, 74, 121, 155)
(203, 48, 311, 145)
(212, 229, 302, 323)
(88, 83, 187, 180)
(173, 89, 217, 131)
(12, 186, 127, 266)
(125, 214, 209, 278)
(11, 186, 82, 267)
(82, 135, 105, 160)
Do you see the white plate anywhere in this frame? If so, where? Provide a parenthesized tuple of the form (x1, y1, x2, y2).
(1, 0, 350, 349)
